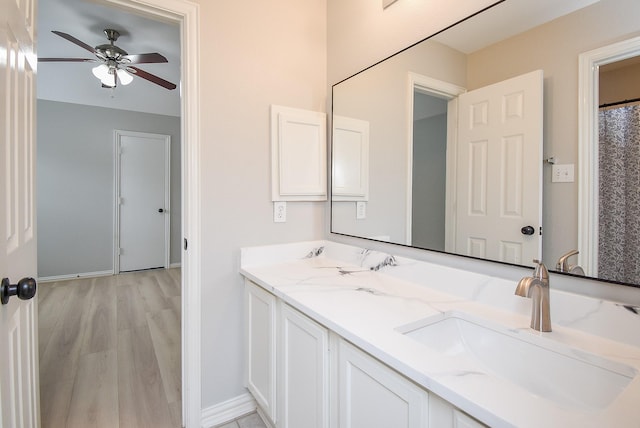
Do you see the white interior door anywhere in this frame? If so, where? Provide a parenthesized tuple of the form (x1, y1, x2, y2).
(455, 70, 543, 265)
(0, 0, 40, 426)
(116, 131, 170, 273)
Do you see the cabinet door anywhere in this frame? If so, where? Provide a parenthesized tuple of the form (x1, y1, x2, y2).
(453, 410, 487, 428)
(338, 339, 428, 428)
(429, 393, 487, 428)
(245, 281, 277, 423)
(278, 304, 330, 428)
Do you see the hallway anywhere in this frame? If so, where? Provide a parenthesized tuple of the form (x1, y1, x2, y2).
(38, 268, 181, 428)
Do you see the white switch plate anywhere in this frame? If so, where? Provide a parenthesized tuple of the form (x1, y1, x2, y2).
(552, 164, 574, 183)
(274, 201, 286, 222)
(356, 201, 366, 219)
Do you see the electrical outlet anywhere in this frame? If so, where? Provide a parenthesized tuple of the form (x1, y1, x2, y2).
(274, 201, 286, 223)
(356, 201, 366, 219)
(552, 164, 574, 183)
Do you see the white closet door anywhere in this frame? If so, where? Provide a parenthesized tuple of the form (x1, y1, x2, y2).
(117, 131, 170, 272)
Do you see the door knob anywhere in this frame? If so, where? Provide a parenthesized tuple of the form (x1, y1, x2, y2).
(158, 208, 164, 213)
(1, 277, 37, 305)
(521, 225, 535, 236)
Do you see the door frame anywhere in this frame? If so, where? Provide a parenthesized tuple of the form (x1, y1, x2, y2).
(113, 130, 171, 274)
(405, 72, 465, 246)
(101, 0, 201, 426)
(578, 35, 640, 277)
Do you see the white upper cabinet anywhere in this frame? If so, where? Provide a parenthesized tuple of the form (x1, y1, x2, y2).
(332, 115, 370, 201)
(271, 105, 327, 201)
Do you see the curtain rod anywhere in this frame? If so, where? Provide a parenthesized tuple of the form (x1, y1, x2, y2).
(599, 97, 640, 108)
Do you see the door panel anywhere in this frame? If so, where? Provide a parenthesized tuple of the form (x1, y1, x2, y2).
(117, 131, 170, 272)
(0, 0, 40, 425)
(455, 70, 543, 265)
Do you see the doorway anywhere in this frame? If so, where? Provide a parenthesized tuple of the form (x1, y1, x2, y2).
(406, 72, 465, 247)
(578, 36, 640, 279)
(411, 92, 448, 250)
(593, 54, 640, 284)
(36, 0, 201, 426)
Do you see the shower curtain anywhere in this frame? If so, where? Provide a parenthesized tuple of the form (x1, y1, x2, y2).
(598, 104, 640, 284)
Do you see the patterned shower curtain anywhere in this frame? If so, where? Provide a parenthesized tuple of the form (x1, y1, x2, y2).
(598, 104, 640, 284)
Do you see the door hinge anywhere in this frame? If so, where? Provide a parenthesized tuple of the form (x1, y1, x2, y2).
(184, 238, 188, 251)
(539, 226, 543, 236)
(117, 247, 122, 255)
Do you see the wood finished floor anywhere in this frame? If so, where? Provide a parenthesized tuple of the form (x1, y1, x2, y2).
(38, 268, 182, 428)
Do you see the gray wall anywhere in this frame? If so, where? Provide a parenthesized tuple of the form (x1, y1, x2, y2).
(412, 113, 447, 250)
(37, 100, 181, 278)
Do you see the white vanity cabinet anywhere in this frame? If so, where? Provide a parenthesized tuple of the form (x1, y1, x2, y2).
(429, 394, 487, 428)
(278, 302, 330, 428)
(245, 279, 486, 428)
(337, 339, 428, 428)
(245, 280, 330, 428)
(245, 281, 278, 424)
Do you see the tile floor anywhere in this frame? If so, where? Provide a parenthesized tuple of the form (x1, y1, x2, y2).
(215, 412, 268, 428)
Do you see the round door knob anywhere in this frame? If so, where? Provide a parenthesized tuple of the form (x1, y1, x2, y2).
(158, 208, 164, 213)
(521, 225, 535, 236)
(1, 277, 37, 305)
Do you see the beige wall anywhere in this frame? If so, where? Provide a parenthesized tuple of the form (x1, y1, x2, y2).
(197, 0, 327, 408)
(466, 0, 640, 267)
(600, 61, 640, 105)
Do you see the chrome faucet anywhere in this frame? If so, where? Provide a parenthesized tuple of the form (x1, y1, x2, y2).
(556, 250, 585, 275)
(515, 259, 551, 332)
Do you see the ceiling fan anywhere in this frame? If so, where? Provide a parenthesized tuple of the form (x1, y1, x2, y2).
(39, 28, 177, 90)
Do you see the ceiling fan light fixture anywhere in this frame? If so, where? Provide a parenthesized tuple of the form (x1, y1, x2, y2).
(116, 68, 133, 86)
(101, 75, 116, 88)
(92, 63, 117, 87)
(91, 64, 109, 80)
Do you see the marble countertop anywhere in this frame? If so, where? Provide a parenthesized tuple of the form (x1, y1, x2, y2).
(240, 240, 640, 427)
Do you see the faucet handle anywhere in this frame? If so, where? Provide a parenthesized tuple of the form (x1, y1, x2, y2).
(532, 259, 549, 280)
(556, 250, 579, 272)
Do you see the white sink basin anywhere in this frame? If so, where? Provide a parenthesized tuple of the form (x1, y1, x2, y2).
(396, 311, 636, 409)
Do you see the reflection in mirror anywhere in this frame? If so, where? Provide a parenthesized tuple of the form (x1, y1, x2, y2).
(411, 91, 447, 251)
(594, 56, 640, 284)
(331, 0, 640, 286)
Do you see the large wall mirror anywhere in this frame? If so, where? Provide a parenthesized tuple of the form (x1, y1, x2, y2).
(331, 0, 640, 287)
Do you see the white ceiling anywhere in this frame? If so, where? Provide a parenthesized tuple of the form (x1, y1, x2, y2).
(433, 0, 599, 54)
(37, 0, 181, 117)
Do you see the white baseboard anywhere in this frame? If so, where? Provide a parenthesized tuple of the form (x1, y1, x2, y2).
(201, 392, 257, 428)
(169, 262, 182, 269)
(255, 406, 275, 428)
(37, 270, 114, 283)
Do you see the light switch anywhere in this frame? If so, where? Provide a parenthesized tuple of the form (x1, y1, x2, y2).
(356, 201, 366, 219)
(552, 164, 574, 183)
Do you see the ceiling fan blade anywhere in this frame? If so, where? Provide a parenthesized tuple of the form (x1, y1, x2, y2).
(38, 57, 96, 63)
(123, 53, 168, 64)
(129, 66, 176, 90)
(52, 30, 96, 54)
